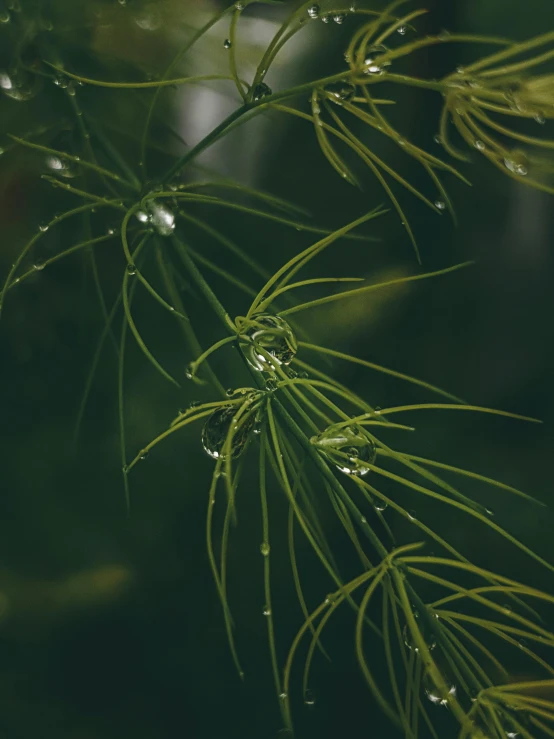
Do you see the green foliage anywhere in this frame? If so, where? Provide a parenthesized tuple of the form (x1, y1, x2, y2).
(2, 1, 554, 737)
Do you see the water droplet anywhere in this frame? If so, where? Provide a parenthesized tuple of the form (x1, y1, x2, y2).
(456, 65, 464, 74)
(33, 260, 45, 271)
(307, 4, 319, 19)
(139, 450, 150, 460)
(185, 363, 194, 380)
(279, 692, 287, 701)
(265, 377, 278, 391)
(502, 604, 513, 616)
(474, 140, 485, 151)
(407, 509, 417, 521)
(240, 313, 297, 372)
(137, 199, 175, 235)
(535, 113, 546, 124)
(311, 425, 376, 476)
(45, 154, 78, 179)
(304, 688, 316, 706)
(38, 222, 49, 232)
(107, 227, 117, 236)
(201, 406, 255, 461)
(0, 67, 42, 101)
(223, 38, 232, 49)
(126, 263, 137, 276)
(252, 82, 272, 102)
(360, 516, 367, 524)
(324, 592, 338, 605)
(298, 371, 309, 380)
(374, 500, 388, 512)
(136, 209, 150, 224)
(434, 200, 446, 210)
(189, 400, 200, 409)
(321, 14, 330, 23)
(53, 73, 69, 88)
(150, 201, 175, 236)
(0, 10, 10, 23)
(504, 150, 528, 176)
(263, 606, 271, 616)
(433, 134, 442, 144)
(423, 671, 457, 706)
(134, 3, 161, 31)
(397, 25, 407, 35)
(235, 2, 244, 9)
(260, 542, 270, 556)
(226, 388, 235, 397)
(363, 45, 391, 75)
(326, 80, 356, 102)
(485, 507, 494, 517)
(402, 615, 436, 652)
(333, 13, 344, 24)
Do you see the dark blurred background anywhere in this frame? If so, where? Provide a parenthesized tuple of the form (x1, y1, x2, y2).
(1, 1, 554, 737)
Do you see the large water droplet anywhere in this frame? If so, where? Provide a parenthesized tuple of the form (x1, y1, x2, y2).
(474, 139, 485, 151)
(45, 154, 78, 179)
(363, 45, 391, 75)
(333, 13, 344, 24)
(252, 82, 272, 102)
(263, 606, 271, 616)
(0, 67, 42, 101)
(311, 425, 376, 476)
(240, 313, 297, 372)
(201, 406, 255, 460)
(402, 614, 437, 653)
(504, 150, 528, 176)
(137, 199, 175, 236)
(397, 25, 407, 35)
(223, 38, 232, 49)
(307, 4, 319, 19)
(150, 201, 175, 236)
(326, 80, 356, 102)
(53, 73, 69, 89)
(423, 671, 456, 706)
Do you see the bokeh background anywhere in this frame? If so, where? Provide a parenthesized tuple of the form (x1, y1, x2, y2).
(1, 1, 554, 737)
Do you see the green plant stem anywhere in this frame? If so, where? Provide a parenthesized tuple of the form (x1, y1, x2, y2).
(171, 234, 235, 331)
(175, 223, 389, 560)
(161, 70, 448, 182)
(164, 105, 250, 182)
